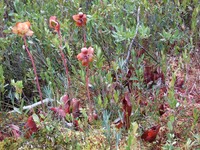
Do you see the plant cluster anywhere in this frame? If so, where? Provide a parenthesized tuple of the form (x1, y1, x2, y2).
(0, 0, 199, 149)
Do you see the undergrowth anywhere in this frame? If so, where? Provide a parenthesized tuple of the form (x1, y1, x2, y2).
(0, 0, 200, 149)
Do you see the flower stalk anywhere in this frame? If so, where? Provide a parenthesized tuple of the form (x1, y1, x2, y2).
(86, 66, 93, 116)
(12, 21, 44, 109)
(74, 12, 96, 121)
(23, 36, 44, 109)
(58, 31, 71, 88)
(49, 16, 71, 89)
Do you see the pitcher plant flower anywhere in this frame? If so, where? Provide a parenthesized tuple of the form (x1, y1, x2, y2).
(12, 21, 34, 37)
(49, 16, 60, 33)
(77, 47, 94, 66)
(12, 21, 44, 108)
(77, 46, 95, 122)
(72, 12, 87, 27)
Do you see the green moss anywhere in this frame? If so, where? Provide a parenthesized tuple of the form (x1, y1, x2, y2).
(0, 138, 23, 149)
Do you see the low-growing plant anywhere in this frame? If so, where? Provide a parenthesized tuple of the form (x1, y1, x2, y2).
(0, 0, 199, 149)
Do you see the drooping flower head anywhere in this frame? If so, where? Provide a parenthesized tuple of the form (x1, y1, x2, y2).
(49, 16, 60, 33)
(72, 12, 87, 27)
(12, 21, 34, 37)
(77, 47, 94, 66)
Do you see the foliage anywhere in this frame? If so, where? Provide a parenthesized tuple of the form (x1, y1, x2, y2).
(0, 0, 199, 149)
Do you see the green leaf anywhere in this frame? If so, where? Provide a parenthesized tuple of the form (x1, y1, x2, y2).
(167, 121, 173, 131)
(131, 122, 138, 136)
(32, 113, 40, 125)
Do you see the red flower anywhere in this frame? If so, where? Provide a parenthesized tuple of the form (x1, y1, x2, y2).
(77, 47, 94, 66)
(12, 21, 34, 37)
(49, 16, 60, 33)
(72, 12, 87, 27)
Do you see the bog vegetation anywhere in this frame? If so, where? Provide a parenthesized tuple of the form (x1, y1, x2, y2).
(0, 0, 200, 149)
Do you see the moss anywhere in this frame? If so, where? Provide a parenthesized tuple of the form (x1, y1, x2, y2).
(0, 138, 23, 149)
(0, 141, 5, 150)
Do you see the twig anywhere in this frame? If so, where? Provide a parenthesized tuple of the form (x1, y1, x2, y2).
(123, 6, 140, 68)
(123, 6, 159, 67)
(9, 98, 55, 113)
(133, 41, 159, 64)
